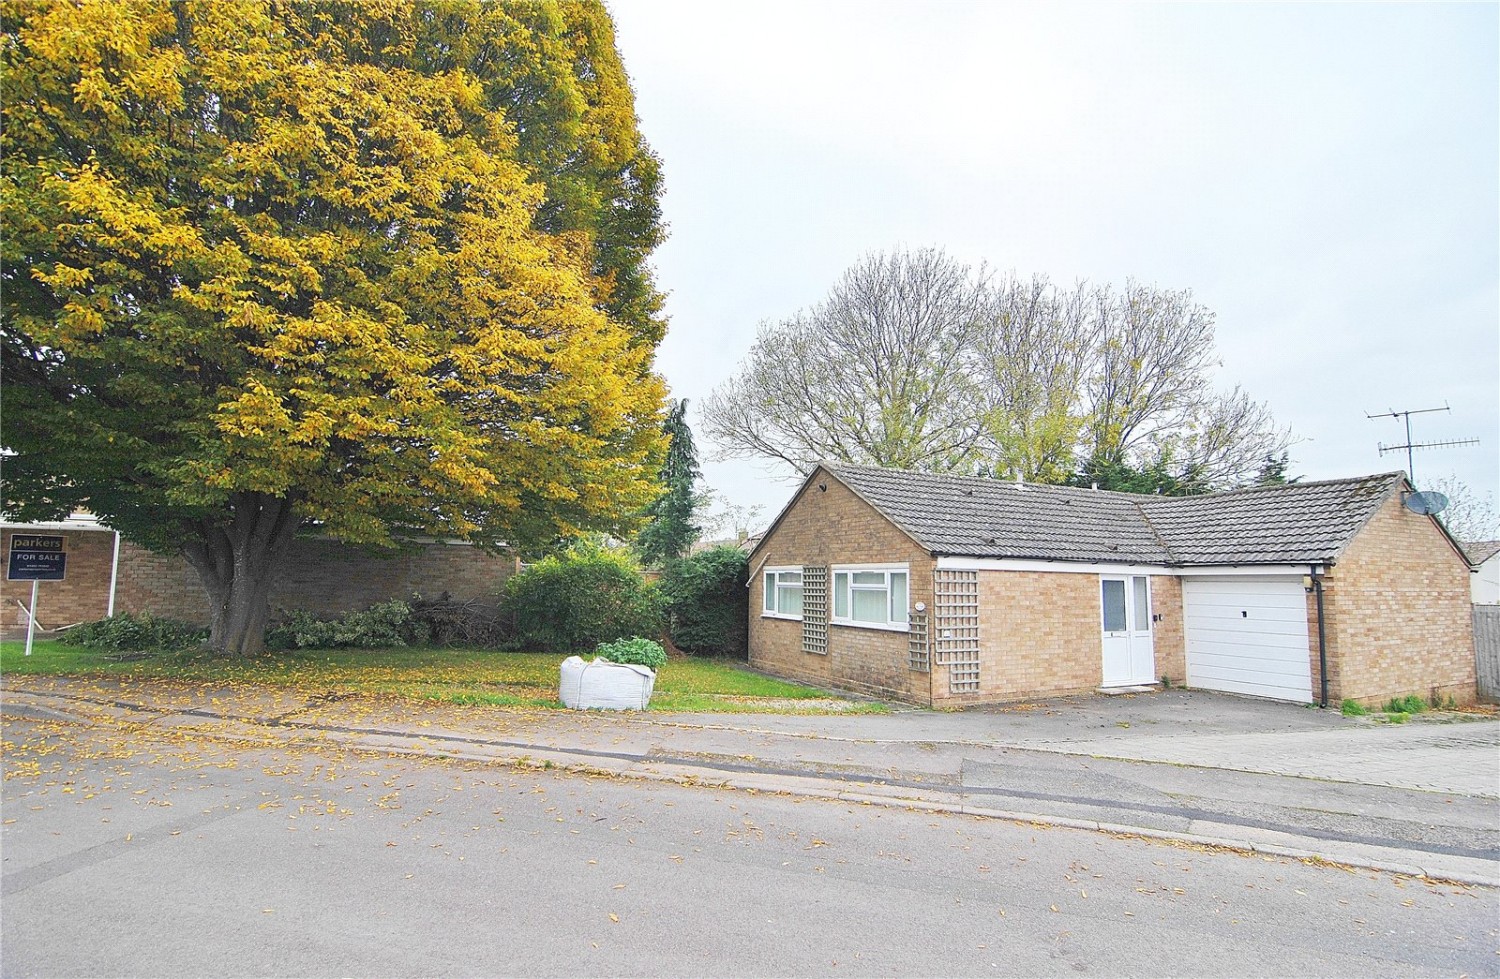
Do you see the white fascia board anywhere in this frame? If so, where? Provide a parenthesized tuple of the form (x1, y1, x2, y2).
(934, 556, 1167, 575)
(1172, 564, 1320, 577)
(1, 516, 110, 533)
(933, 556, 1318, 577)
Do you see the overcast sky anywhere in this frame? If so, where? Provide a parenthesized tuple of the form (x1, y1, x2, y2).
(609, 1, 1499, 533)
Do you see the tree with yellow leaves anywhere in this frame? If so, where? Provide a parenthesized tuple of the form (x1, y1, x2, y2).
(1, 0, 668, 656)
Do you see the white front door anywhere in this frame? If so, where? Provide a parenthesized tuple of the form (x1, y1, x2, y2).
(1101, 575, 1156, 686)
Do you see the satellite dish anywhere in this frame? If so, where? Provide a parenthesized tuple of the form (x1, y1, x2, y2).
(1404, 491, 1449, 515)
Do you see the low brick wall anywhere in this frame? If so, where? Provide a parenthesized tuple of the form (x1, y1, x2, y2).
(2, 527, 518, 635)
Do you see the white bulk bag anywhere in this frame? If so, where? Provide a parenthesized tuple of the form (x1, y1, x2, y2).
(559, 656, 656, 710)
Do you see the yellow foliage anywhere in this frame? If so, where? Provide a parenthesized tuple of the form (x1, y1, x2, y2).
(3, 0, 667, 552)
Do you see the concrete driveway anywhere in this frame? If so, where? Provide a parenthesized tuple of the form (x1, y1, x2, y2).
(666, 688, 1500, 798)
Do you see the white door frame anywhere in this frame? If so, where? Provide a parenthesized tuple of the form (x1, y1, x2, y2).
(1100, 574, 1156, 686)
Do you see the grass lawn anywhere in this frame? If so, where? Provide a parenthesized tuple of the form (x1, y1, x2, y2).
(0, 640, 886, 714)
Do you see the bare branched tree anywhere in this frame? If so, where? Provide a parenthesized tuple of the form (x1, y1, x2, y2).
(1427, 473, 1500, 543)
(701, 248, 990, 475)
(1153, 386, 1292, 487)
(1083, 281, 1218, 465)
(705, 248, 1293, 489)
(972, 274, 1097, 481)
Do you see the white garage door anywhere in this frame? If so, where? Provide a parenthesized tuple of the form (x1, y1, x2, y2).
(1182, 576, 1312, 703)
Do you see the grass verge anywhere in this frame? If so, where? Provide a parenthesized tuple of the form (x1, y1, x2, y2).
(0, 640, 886, 714)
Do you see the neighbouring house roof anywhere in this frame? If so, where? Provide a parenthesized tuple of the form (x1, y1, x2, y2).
(801, 463, 1415, 568)
(1465, 540, 1500, 566)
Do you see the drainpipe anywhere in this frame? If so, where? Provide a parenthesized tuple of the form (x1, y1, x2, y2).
(106, 530, 121, 618)
(1310, 564, 1329, 708)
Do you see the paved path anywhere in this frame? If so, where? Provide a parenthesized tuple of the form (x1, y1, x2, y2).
(3, 677, 1496, 886)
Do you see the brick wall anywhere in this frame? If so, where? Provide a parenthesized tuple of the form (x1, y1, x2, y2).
(2, 527, 518, 633)
(1151, 575, 1186, 684)
(927, 570, 1185, 705)
(942, 571, 1101, 704)
(113, 540, 211, 621)
(748, 471, 933, 704)
(1322, 495, 1476, 706)
(265, 539, 518, 617)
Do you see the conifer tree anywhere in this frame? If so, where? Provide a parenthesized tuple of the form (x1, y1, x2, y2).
(637, 400, 702, 566)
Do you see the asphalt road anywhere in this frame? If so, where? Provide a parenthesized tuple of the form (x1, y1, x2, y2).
(3, 715, 1496, 977)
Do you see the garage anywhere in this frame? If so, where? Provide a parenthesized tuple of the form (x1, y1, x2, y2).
(1182, 576, 1312, 703)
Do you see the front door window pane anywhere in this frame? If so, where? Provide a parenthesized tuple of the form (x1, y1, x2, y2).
(1132, 577, 1150, 628)
(1102, 579, 1126, 632)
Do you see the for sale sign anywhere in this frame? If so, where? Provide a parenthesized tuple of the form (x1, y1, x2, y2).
(7, 534, 66, 581)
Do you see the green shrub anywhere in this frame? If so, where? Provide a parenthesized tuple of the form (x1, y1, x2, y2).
(265, 600, 426, 650)
(594, 636, 667, 671)
(1340, 699, 1368, 717)
(1383, 694, 1427, 715)
(660, 546, 749, 658)
(59, 612, 207, 653)
(502, 542, 665, 653)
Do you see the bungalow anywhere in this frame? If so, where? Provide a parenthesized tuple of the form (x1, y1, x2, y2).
(747, 463, 1476, 709)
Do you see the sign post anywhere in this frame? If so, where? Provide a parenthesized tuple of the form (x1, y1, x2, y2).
(23, 579, 39, 658)
(7, 535, 67, 657)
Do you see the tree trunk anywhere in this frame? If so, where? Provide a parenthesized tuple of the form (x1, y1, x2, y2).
(181, 492, 302, 657)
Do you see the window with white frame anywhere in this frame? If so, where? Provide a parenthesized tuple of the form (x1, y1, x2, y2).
(832, 566, 909, 630)
(762, 568, 803, 619)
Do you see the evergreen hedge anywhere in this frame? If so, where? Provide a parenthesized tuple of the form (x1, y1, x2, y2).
(661, 546, 749, 658)
(503, 542, 665, 653)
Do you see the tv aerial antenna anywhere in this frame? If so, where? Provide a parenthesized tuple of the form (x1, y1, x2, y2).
(1366, 403, 1479, 515)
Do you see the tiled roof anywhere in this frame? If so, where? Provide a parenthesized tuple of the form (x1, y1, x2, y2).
(824, 463, 1406, 567)
(1136, 474, 1399, 566)
(825, 464, 1170, 563)
(1465, 540, 1500, 566)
